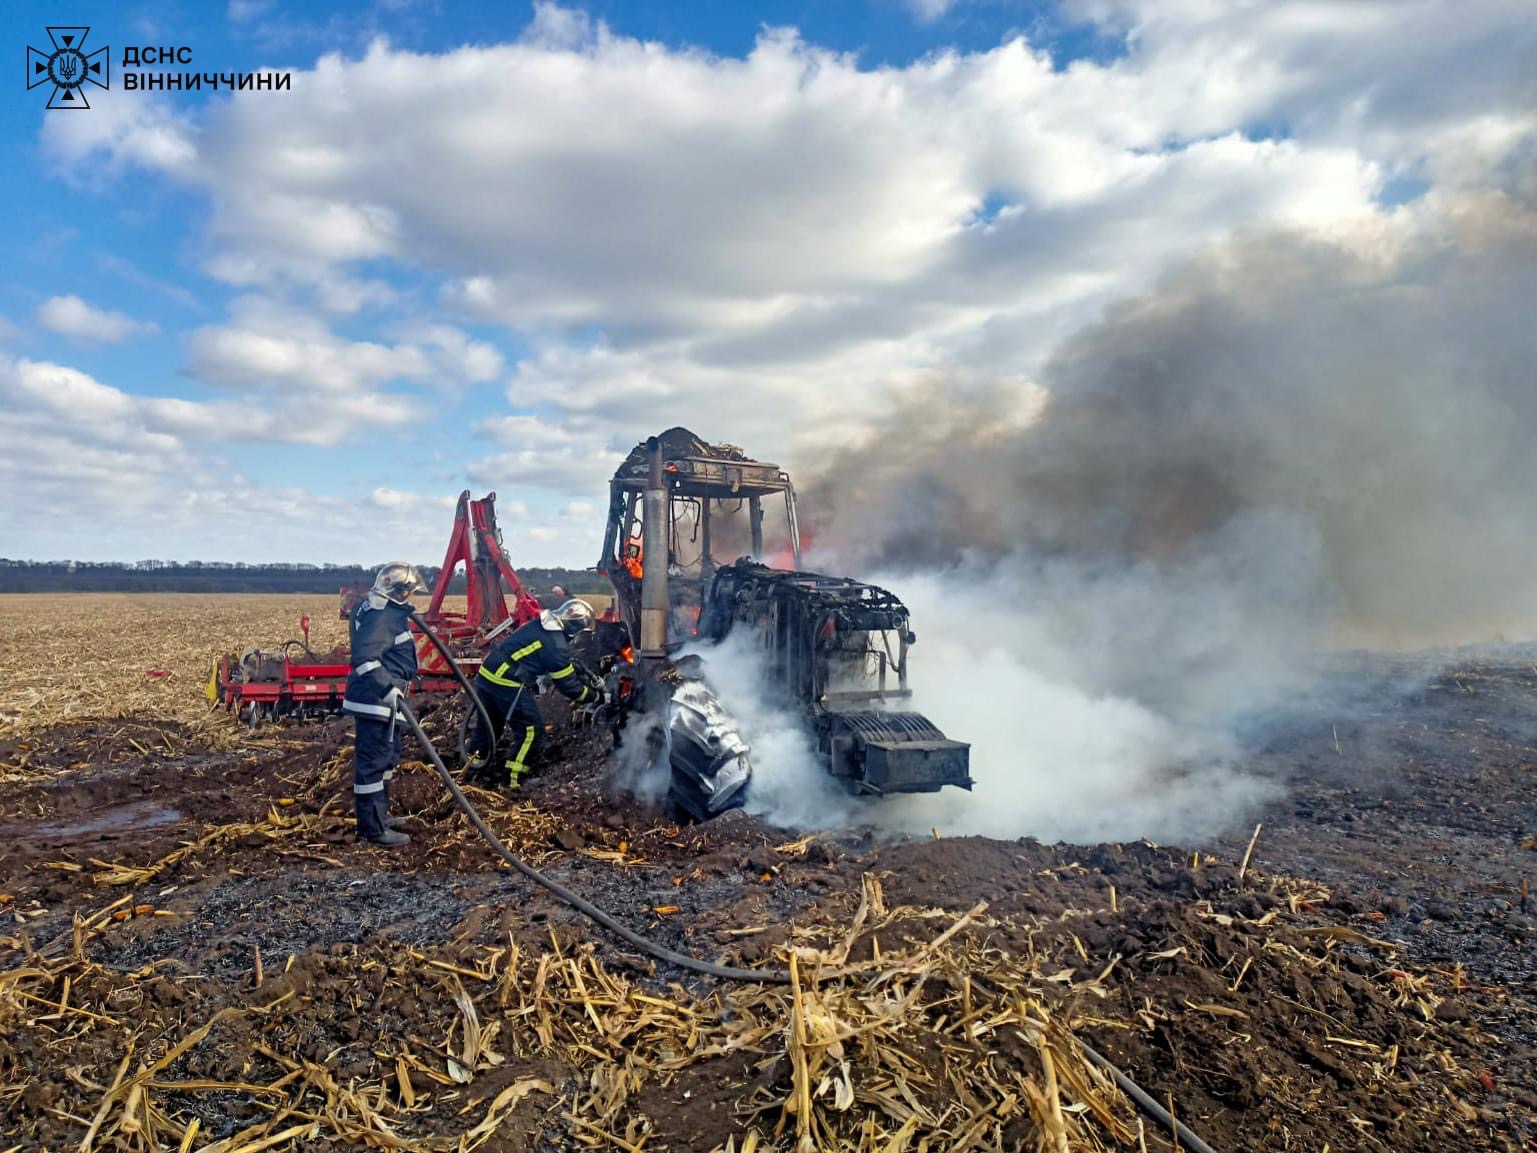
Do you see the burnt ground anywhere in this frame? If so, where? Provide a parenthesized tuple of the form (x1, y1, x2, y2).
(1219, 657, 1537, 1016)
(1, 658, 1536, 1151)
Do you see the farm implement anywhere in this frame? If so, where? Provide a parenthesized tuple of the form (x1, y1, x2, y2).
(208, 491, 544, 724)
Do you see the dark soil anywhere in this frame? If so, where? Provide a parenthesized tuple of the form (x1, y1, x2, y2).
(3, 660, 1536, 1151)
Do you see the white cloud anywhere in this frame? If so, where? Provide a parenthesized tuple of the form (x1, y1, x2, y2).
(0, 351, 413, 452)
(522, 1, 598, 49)
(177, 296, 506, 440)
(34, 32, 1173, 335)
(469, 412, 627, 498)
(0, 355, 485, 563)
(22, 4, 1536, 561)
(368, 487, 456, 516)
(36, 295, 159, 343)
(905, 0, 958, 24)
(42, 89, 196, 178)
(186, 297, 502, 393)
(44, 11, 1512, 452)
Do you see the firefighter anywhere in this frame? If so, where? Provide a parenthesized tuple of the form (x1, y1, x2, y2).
(467, 598, 602, 788)
(342, 562, 426, 848)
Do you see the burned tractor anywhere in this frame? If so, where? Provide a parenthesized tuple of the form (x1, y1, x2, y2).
(598, 428, 971, 821)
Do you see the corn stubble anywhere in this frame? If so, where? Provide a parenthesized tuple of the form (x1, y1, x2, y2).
(0, 593, 1508, 1152)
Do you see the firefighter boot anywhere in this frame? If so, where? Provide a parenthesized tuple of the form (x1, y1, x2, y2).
(359, 794, 410, 848)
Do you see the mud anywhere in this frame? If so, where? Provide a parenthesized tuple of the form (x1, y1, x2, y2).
(2, 659, 1536, 1150)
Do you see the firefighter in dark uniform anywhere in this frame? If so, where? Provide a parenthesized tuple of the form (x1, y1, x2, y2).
(467, 599, 601, 788)
(342, 562, 426, 847)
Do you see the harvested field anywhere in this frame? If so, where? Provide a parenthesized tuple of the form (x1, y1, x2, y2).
(2, 595, 1535, 1151)
(0, 595, 352, 741)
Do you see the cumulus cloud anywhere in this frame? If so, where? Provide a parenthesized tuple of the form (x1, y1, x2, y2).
(37, 295, 159, 343)
(178, 295, 508, 440)
(522, 1, 598, 49)
(0, 355, 469, 562)
(187, 297, 501, 392)
(43, 3, 1532, 488)
(469, 412, 627, 498)
(368, 487, 456, 516)
(0, 351, 410, 452)
(1064, 0, 1537, 188)
(42, 89, 196, 178)
(21, 3, 1536, 571)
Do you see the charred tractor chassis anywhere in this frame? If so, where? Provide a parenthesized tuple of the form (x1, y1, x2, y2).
(598, 428, 971, 822)
(701, 561, 972, 798)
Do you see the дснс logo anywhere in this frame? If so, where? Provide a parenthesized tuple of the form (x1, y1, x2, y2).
(27, 26, 109, 109)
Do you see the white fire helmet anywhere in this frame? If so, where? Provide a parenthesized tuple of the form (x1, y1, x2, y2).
(543, 598, 594, 638)
(371, 562, 427, 606)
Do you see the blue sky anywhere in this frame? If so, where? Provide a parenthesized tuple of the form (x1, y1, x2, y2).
(0, 0, 1530, 566)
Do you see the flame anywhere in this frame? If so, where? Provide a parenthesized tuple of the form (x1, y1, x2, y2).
(624, 540, 643, 579)
(619, 643, 636, 665)
(766, 529, 814, 571)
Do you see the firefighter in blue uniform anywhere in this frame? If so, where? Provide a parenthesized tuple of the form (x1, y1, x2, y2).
(468, 599, 601, 788)
(342, 562, 426, 848)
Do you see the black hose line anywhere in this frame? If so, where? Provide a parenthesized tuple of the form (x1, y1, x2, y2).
(401, 608, 1220, 1151)
(409, 608, 499, 767)
(1080, 1042, 1221, 1153)
(396, 698, 792, 985)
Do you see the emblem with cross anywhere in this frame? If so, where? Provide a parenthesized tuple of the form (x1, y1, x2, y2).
(27, 26, 109, 109)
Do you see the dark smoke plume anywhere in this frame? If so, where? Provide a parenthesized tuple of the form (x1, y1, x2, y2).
(808, 179, 1537, 703)
(758, 178, 1537, 842)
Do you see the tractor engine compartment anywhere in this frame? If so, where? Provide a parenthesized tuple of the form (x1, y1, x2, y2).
(700, 560, 972, 798)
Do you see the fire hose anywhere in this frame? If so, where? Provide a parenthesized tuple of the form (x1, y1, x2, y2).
(404, 609, 1220, 1153)
(406, 609, 790, 984)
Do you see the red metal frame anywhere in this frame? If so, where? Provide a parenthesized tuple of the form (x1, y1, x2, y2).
(425, 491, 544, 626)
(412, 490, 544, 683)
(215, 491, 546, 716)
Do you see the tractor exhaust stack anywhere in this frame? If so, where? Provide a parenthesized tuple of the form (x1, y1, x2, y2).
(639, 436, 670, 660)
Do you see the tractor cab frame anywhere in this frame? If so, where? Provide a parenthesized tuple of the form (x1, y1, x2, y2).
(597, 427, 802, 651)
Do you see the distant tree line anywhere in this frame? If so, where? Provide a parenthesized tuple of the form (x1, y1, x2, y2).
(0, 559, 610, 596)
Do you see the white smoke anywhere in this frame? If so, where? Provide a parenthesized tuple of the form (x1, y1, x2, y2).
(679, 568, 1283, 843)
(868, 569, 1282, 843)
(675, 631, 854, 830)
(606, 707, 670, 804)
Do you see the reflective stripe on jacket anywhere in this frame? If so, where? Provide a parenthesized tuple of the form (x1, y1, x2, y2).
(478, 617, 594, 704)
